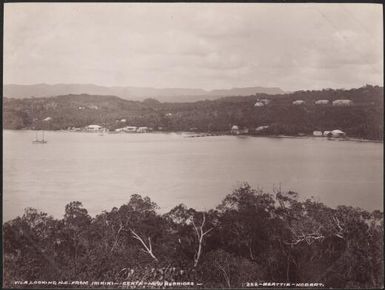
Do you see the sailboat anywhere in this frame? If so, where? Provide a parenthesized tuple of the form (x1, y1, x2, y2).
(32, 130, 48, 144)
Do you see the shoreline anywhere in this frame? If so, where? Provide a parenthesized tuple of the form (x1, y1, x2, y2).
(182, 132, 383, 143)
(3, 128, 383, 144)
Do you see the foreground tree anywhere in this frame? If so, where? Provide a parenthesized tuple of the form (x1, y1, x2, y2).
(3, 187, 383, 288)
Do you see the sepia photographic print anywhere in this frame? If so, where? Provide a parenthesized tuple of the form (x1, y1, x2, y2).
(2, 2, 384, 289)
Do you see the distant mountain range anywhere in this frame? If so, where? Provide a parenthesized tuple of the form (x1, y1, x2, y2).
(3, 84, 286, 102)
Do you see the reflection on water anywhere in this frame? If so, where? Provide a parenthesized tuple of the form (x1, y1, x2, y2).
(3, 130, 383, 221)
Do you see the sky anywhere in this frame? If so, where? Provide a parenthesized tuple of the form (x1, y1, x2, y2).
(4, 3, 383, 91)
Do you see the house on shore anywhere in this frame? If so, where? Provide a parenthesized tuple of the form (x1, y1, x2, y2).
(86, 124, 103, 132)
(315, 100, 329, 105)
(123, 126, 137, 133)
(231, 125, 240, 135)
(332, 99, 353, 106)
(293, 100, 305, 105)
(254, 101, 264, 107)
(331, 129, 346, 137)
(256, 125, 269, 132)
(137, 127, 149, 133)
(313, 131, 323, 136)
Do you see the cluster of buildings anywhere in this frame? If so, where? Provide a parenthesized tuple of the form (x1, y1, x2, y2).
(292, 99, 353, 106)
(230, 125, 249, 135)
(78, 105, 99, 110)
(313, 130, 346, 138)
(254, 98, 353, 107)
(254, 99, 271, 107)
(114, 126, 150, 133)
(83, 125, 107, 132)
(67, 125, 151, 133)
(231, 124, 346, 138)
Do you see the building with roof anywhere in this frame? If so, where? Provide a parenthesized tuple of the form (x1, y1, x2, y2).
(313, 131, 323, 136)
(86, 125, 103, 132)
(254, 102, 264, 107)
(123, 126, 137, 133)
(331, 129, 346, 137)
(136, 127, 149, 133)
(293, 100, 305, 105)
(332, 99, 353, 106)
(256, 125, 269, 132)
(231, 125, 240, 135)
(315, 100, 329, 105)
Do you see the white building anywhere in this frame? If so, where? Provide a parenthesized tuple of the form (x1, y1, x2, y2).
(323, 131, 331, 137)
(260, 99, 271, 105)
(293, 100, 305, 105)
(254, 99, 270, 107)
(254, 102, 264, 107)
(86, 125, 103, 132)
(332, 99, 353, 106)
(123, 126, 137, 133)
(315, 100, 329, 105)
(313, 131, 323, 136)
(331, 129, 346, 137)
(136, 127, 148, 133)
(256, 125, 269, 132)
(231, 125, 240, 135)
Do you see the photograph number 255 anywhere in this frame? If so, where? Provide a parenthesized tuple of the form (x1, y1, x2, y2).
(2, 2, 384, 289)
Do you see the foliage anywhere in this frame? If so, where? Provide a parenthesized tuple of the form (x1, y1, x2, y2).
(3, 85, 383, 140)
(3, 185, 383, 288)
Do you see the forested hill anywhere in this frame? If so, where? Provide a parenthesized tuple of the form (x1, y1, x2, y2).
(3, 84, 286, 102)
(3, 85, 384, 140)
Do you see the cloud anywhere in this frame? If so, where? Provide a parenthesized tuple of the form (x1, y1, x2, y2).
(4, 3, 383, 91)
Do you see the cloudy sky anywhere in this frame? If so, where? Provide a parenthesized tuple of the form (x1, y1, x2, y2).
(4, 3, 383, 91)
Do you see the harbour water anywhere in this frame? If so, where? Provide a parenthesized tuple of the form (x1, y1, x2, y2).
(3, 130, 383, 221)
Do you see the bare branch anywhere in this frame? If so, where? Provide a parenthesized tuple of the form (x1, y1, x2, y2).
(148, 237, 152, 252)
(191, 219, 200, 238)
(285, 227, 325, 247)
(202, 227, 214, 237)
(192, 212, 214, 267)
(130, 228, 158, 262)
(332, 216, 344, 239)
(110, 223, 124, 253)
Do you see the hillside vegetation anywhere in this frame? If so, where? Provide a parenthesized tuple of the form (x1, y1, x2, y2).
(3, 85, 383, 140)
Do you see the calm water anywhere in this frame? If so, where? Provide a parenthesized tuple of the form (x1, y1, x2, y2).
(3, 130, 383, 221)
